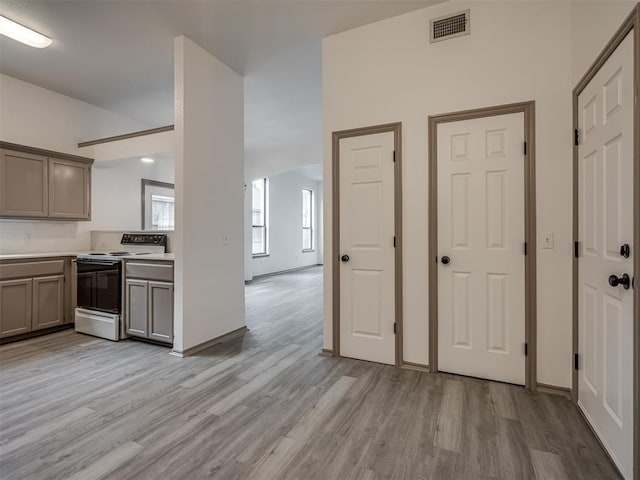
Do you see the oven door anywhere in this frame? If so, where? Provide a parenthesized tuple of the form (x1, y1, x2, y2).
(76, 260, 121, 314)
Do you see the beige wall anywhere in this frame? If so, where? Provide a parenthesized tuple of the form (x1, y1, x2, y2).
(173, 36, 245, 353)
(571, 1, 637, 85)
(323, 1, 578, 387)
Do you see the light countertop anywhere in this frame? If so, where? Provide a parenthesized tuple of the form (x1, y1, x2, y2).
(122, 253, 174, 261)
(0, 252, 174, 261)
(0, 252, 82, 261)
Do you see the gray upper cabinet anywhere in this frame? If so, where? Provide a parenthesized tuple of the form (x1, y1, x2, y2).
(0, 150, 48, 217)
(49, 159, 90, 219)
(0, 143, 93, 221)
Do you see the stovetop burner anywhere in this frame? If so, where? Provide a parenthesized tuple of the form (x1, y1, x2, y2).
(78, 233, 167, 262)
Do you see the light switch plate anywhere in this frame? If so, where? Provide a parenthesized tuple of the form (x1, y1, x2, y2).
(542, 232, 554, 249)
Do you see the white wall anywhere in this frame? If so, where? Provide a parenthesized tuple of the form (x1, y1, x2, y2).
(0, 74, 150, 254)
(0, 74, 149, 156)
(248, 171, 321, 278)
(245, 143, 323, 180)
(571, 1, 637, 85)
(323, 1, 577, 388)
(78, 130, 174, 163)
(91, 157, 175, 231)
(173, 36, 245, 354)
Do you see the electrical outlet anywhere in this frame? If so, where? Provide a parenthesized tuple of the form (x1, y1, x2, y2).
(542, 232, 554, 249)
(24, 233, 31, 244)
(223, 235, 229, 246)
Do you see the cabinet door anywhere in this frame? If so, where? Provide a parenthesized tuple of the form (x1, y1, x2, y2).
(0, 278, 33, 338)
(148, 281, 173, 344)
(32, 275, 64, 330)
(0, 149, 48, 217)
(48, 158, 90, 219)
(126, 279, 148, 338)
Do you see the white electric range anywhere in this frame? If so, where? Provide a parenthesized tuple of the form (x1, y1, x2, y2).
(74, 233, 167, 341)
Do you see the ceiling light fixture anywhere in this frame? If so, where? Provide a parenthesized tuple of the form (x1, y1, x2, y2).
(141, 157, 154, 163)
(0, 15, 52, 49)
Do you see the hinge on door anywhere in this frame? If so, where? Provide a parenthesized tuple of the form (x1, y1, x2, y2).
(393, 236, 396, 248)
(393, 151, 396, 163)
(574, 129, 580, 146)
(574, 241, 580, 258)
(524, 142, 527, 155)
(524, 343, 528, 356)
(524, 242, 527, 255)
(574, 353, 579, 370)
(393, 323, 397, 334)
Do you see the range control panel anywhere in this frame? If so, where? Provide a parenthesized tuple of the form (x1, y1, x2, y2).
(121, 233, 167, 246)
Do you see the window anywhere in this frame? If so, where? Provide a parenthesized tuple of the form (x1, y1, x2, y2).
(252, 178, 268, 256)
(151, 194, 175, 230)
(302, 188, 313, 251)
(141, 179, 175, 231)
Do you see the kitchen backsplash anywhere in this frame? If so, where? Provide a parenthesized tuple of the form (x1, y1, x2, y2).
(0, 220, 91, 254)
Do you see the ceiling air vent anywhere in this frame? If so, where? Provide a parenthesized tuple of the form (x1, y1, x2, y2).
(430, 9, 470, 43)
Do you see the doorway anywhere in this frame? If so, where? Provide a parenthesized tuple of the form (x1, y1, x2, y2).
(428, 102, 537, 388)
(572, 8, 638, 479)
(332, 123, 402, 366)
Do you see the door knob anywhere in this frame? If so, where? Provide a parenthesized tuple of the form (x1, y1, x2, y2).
(608, 273, 630, 290)
(341, 255, 350, 263)
(441, 256, 450, 265)
(620, 244, 630, 258)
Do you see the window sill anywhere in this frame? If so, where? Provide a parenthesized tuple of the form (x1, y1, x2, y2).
(252, 254, 270, 258)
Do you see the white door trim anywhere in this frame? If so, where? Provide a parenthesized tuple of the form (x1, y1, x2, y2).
(428, 101, 537, 389)
(572, 7, 639, 479)
(331, 123, 403, 366)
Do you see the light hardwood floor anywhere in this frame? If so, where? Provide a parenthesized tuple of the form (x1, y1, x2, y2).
(0, 266, 620, 479)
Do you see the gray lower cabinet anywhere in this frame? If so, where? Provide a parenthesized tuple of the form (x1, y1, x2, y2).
(148, 281, 174, 343)
(32, 275, 64, 331)
(0, 258, 72, 340)
(0, 278, 33, 338)
(125, 276, 173, 345)
(0, 274, 64, 337)
(126, 279, 149, 338)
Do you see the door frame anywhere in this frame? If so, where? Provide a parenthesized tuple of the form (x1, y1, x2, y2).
(572, 6, 639, 479)
(427, 101, 537, 389)
(331, 122, 403, 366)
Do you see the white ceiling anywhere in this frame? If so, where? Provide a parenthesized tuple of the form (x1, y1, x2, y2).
(0, 1, 443, 164)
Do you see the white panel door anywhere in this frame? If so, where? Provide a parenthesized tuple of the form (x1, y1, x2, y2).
(339, 131, 395, 365)
(437, 112, 526, 385)
(577, 32, 634, 479)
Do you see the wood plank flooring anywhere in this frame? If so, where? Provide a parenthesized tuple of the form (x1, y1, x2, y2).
(0, 266, 620, 479)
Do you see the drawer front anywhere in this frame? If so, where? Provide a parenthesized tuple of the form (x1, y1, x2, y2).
(125, 262, 173, 282)
(0, 259, 65, 280)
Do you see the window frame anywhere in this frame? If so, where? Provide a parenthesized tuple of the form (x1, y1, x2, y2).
(141, 179, 175, 231)
(252, 178, 269, 257)
(302, 188, 314, 252)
